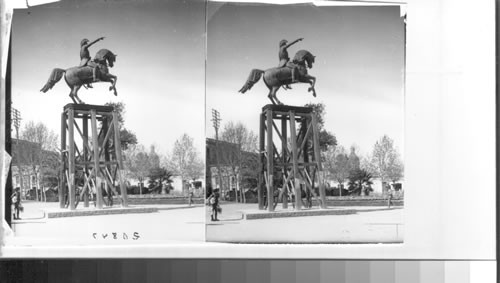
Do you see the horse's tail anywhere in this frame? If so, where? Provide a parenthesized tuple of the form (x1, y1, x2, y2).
(239, 69, 264, 93)
(40, 68, 65, 93)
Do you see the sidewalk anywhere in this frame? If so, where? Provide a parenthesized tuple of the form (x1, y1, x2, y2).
(207, 202, 402, 222)
(11, 201, 203, 221)
(7, 203, 206, 247)
(206, 202, 404, 243)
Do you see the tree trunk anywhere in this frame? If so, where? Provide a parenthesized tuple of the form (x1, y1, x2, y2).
(31, 170, 38, 201)
(37, 172, 44, 202)
(239, 173, 246, 203)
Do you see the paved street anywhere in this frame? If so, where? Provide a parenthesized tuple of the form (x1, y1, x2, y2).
(6, 201, 404, 246)
(6, 201, 205, 246)
(206, 203, 404, 243)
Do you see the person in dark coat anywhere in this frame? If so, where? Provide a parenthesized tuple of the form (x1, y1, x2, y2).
(208, 189, 220, 221)
(11, 187, 21, 220)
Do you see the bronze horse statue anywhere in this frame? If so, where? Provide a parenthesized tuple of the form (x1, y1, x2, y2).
(239, 50, 317, 105)
(40, 49, 118, 104)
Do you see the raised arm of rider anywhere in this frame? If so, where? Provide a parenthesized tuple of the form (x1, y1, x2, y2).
(87, 37, 105, 47)
(286, 38, 304, 48)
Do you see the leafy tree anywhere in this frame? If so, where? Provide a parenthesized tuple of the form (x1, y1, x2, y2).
(119, 128, 138, 150)
(305, 102, 326, 127)
(347, 168, 374, 196)
(171, 134, 204, 193)
(318, 131, 337, 152)
(370, 135, 404, 185)
(105, 102, 137, 150)
(147, 166, 174, 194)
(20, 121, 59, 201)
(304, 103, 337, 151)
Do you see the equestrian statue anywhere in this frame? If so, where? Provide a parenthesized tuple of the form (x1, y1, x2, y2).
(40, 37, 118, 104)
(239, 38, 317, 105)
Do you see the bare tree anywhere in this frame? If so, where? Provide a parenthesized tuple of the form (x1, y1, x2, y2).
(370, 135, 404, 186)
(220, 121, 258, 152)
(218, 121, 259, 202)
(123, 144, 154, 194)
(386, 152, 404, 184)
(171, 134, 204, 193)
(20, 121, 59, 201)
(323, 145, 349, 196)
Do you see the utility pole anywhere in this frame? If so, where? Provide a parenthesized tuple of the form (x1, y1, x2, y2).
(211, 109, 221, 140)
(211, 109, 224, 197)
(12, 107, 23, 200)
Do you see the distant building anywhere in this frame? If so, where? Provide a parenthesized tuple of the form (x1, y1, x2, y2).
(205, 138, 259, 201)
(371, 178, 404, 195)
(10, 139, 59, 200)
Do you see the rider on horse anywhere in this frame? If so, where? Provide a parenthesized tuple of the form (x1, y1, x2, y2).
(79, 37, 105, 88)
(278, 38, 303, 89)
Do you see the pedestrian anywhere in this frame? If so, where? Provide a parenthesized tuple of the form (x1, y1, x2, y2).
(188, 184, 194, 206)
(208, 189, 220, 221)
(387, 187, 394, 208)
(11, 187, 22, 220)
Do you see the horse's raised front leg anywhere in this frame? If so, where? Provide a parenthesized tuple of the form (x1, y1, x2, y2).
(103, 74, 118, 96)
(304, 74, 316, 97)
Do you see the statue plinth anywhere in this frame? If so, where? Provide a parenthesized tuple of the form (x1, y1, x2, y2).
(60, 103, 128, 211)
(64, 103, 114, 112)
(261, 104, 313, 114)
(258, 104, 327, 212)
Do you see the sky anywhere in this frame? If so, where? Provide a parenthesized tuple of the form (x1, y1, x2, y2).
(11, 0, 205, 157)
(205, 3, 405, 157)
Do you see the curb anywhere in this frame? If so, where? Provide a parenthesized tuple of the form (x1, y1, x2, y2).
(46, 207, 158, 218)
(244, 209, 357, 220)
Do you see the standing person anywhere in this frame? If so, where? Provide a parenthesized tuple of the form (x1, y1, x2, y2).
(387, 186, 394, 208)
(11, 187, 21, 220)
(278, 38, 303, 89)
(188, 184, 194, 206)
(208, 189, 220, 221)
(79, 37, 105, 88)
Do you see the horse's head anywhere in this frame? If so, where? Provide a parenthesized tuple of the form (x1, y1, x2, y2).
(305, 52, 315, 69)
(107, 52, 116, 68)
(293, 50, 315, 69)
(94, 49, 116, 67)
